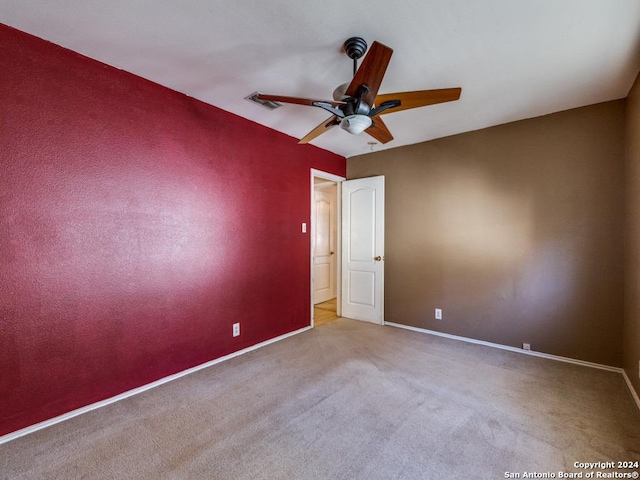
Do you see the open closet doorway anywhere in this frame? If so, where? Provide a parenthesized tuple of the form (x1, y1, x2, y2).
(311, 169, 344, 327)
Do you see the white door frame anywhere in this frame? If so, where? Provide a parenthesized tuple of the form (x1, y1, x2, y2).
(310, 169, 345, 327)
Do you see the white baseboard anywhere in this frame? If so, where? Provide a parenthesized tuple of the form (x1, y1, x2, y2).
(621, 369, 640, 411)
(0, 326, 312, 445)
(5, 321, 639, 445)
(384, 321, 640, 411)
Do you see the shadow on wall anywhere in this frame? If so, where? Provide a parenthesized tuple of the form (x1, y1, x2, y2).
(428, 166, 575, 327)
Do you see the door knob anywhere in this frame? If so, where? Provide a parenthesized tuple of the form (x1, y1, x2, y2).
(330, 251, 335, 255)
(374, 256, 382, 262)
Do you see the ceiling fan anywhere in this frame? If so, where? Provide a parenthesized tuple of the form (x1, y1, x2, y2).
(256, 37, 462, 145)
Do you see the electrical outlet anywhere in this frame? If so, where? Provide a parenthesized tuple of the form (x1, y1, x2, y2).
(435, 308, 442, 320)
(233, 323, 240, 337)
(523, 343, 531, 351)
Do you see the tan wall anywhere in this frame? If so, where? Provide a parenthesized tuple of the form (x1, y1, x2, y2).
(348, 101, 625, 366)
(625, 73, 640, 387)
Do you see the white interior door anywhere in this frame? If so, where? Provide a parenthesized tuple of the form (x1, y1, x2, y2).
(313, 184, 336, 304)
(341, 176, 385, 324)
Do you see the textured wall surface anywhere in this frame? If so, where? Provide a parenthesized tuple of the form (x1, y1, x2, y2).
(349, 101, 625, 366)
(0, 24, 345, 436)
(625, 72, 640, 393)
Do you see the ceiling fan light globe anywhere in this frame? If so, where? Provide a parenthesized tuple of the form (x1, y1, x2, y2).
(340, 114, 372, 135)
(332, 82, 350, 101)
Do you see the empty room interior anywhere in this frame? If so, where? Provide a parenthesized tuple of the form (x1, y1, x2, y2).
(2, 1, 640, 478)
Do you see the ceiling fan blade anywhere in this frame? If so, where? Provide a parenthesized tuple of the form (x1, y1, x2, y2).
(365, 116, 394, 144)
(346, 41, 393, 106)
(299, 115, 339, 144)
(375, 88, 461, 114)
(256, 94, 345, 108)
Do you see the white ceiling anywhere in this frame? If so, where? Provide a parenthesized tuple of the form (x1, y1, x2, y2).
(2, 1, 639, 158)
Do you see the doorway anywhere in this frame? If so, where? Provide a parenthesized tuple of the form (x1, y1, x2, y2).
(310, 170, 385, 327)
(311, 170, 344, 327)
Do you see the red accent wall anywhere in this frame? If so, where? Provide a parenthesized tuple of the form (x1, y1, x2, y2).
(0, 24, 345, 436)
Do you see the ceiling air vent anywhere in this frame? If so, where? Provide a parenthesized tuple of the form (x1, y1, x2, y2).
(245, 92, 283, 110)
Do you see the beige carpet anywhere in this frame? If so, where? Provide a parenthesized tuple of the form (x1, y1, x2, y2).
(2, 319, 640, 479)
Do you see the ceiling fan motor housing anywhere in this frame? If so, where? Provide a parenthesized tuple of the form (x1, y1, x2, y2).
(343, 97, 370, 116)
